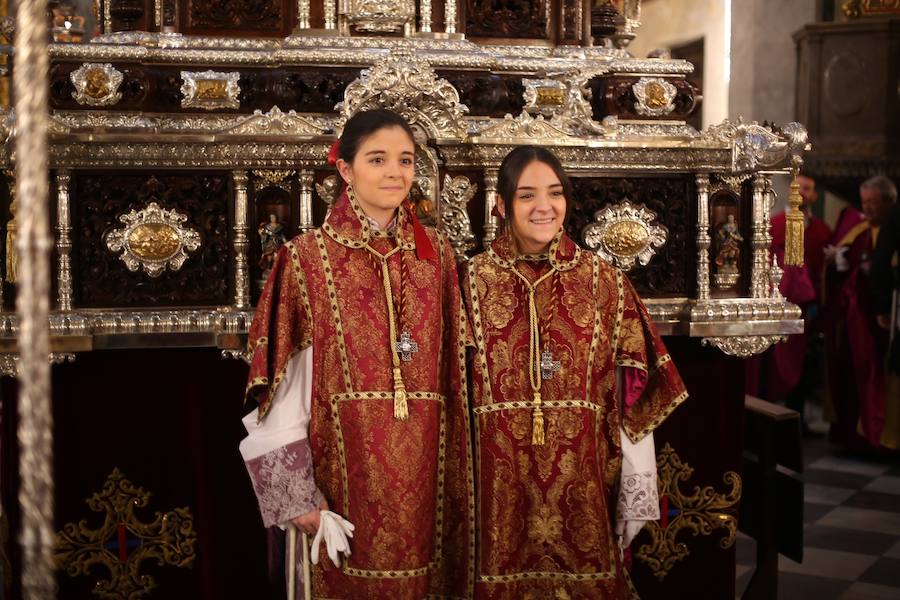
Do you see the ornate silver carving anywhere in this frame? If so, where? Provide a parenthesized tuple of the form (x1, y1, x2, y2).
(0, 354, 18, 378)
(750, 175, 769, 299)
(55, 170, 73, 311)
(582, 200, 668, 271)
(252, 169, 294, 192)
(613, 0, 643, 48)
(224, 106, 325, 136)
(439, 174, 476, 261)
(632, 77, 677, 117)
(445, 0, 456, 33)
(221, 348, 252, 364)
(297, 0, 311, 29)
(696, 175, 711, 301)
(180, 70, 241, 111)
(0, 353, 72, 378)
(232, 171, 250, 310)
(482, 169, 499, 244)
(342, 0, 415, 33)
(104, 202, 201, 277)
(701, 335, 787, 358)
(710, 173, 751, 195)
(337, 50, 468, 139)
(699, 119, 810, 172)
(298, 170, 315, 232)
(315, 175, 341, 206)
(419, 0, 431, 33)
(0, 309, 254, 338)
(70, 63, 123, 107)
(469, 112, 574, 143)
(522, 79, 568, 118)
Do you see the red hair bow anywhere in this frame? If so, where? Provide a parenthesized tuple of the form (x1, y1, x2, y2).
(327, 139, 340, 167)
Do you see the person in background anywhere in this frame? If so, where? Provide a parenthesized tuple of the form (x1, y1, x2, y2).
(823, 175, 898, 451)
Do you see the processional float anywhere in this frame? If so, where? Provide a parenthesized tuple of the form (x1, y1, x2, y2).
(0, 0, 805, 598)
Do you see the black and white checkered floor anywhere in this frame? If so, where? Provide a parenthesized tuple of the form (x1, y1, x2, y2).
(735, 436, 900, 599)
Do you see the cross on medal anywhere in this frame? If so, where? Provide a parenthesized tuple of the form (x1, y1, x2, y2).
(540, 350, 561, 380)
(395, 330, 419, 362)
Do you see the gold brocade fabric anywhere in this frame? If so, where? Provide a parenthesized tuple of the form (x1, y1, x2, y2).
(245, 192, 474, 599)
(462, 233, 687, 600)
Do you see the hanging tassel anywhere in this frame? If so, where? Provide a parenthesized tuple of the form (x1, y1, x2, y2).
(392, 367, 409, 421)
(531, 392, 545, 446)
(784, 170, 805, 267)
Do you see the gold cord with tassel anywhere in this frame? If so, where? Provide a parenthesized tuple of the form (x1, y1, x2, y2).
(513, 267, 555, 446)
(370, 244, 408, 421)
(784, 167, 805, 267)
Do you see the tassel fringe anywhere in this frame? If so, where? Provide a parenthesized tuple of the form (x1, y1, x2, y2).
(531, 392, 545, 446)
(784, 171, 805, 267)
(393, 367, 409, 421)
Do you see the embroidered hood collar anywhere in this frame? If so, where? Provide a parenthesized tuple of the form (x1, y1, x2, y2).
(487, 229, 580, 272)
(322, 189, 415, 250)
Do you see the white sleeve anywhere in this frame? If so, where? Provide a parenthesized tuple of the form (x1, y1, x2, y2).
(616, 366, 660, 522)
(239, 346, 313, 461)
(239, 347, 323, 528)
(617, 427, 660, 521)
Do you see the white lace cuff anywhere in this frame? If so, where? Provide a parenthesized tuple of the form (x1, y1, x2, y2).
(244, 438, 324, 528)
(616, 471, 660, 521)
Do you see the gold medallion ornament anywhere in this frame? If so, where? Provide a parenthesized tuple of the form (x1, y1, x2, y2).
(54, 469, 197, 599)
(582, 200, 668, 271)
(180, 70, 241, 111)
(70, 63, 123, 107)
(635, 443, 741, 581)
(104, 202, 201, 277)
(522, 78, 568, 117)
(632, 77, 677, 117)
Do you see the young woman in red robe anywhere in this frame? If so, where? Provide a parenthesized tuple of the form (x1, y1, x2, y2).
(240, 109, 473, 599)
(462, 146, 687, 599)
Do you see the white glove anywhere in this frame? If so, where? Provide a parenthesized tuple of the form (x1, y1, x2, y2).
(835, 246, 850, 272)
(310, 510, 355, 567)
(615, 518, 647, 549)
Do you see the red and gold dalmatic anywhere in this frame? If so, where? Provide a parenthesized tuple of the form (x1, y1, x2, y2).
(462, 232, 687, 600)
(245, 192, 474, 599)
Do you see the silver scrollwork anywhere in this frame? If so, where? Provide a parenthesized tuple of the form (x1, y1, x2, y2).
(104, 202, 202, 277)
(337, 50, 468, 139)
(701, 335, 787, 358)
(70, 63, 123, 107)
(699, 118, 810, 173)
(342, 0, 414, 33)
(439, 174, 476, 261)
(582, 200, 668, 271)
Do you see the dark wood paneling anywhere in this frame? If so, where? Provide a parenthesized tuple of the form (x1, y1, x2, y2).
(72, 172, 232, 308)
(568, 176, 696, 297)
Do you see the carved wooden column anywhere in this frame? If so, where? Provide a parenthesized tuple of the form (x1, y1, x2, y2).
(483, 169, 499, 244)
(696, 173, 711, 301)
(232, 170, 250, 309)
(298, 169, 314, 232)
(56, 170, 73, 311)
